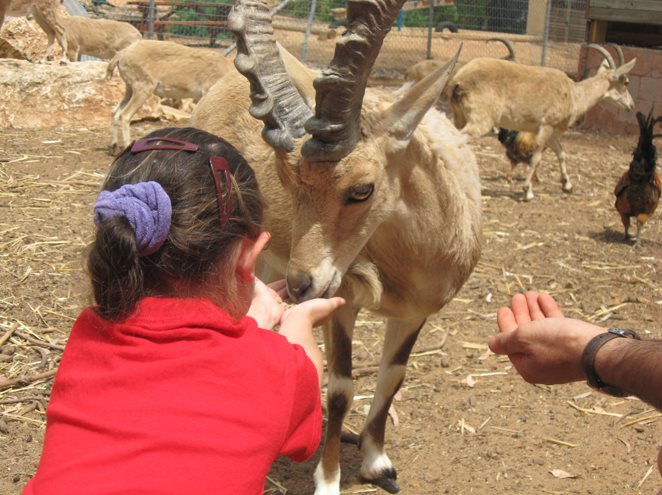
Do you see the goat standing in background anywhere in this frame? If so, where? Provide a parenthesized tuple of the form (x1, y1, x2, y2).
(191, 0, 482, 493)
(61, 15, 141, 61)
(405, 37, 515, 83)
(106, 40, 234, 155)
(447, 44, 636, 200)
(0, 0, 68, 63)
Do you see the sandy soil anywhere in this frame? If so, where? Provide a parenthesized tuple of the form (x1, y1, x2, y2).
(1, 118, 661, 495)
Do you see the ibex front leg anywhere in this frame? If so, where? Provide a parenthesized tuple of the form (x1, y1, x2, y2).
(359, 316, 426, 493)
(315, 304, 359, 495)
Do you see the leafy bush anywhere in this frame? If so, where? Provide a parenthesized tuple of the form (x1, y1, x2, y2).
(399, 4, 458, 28)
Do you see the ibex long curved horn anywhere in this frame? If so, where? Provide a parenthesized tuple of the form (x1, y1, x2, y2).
(487, 37, 515, 61)
(609, 43, 625, 66)
(587, 43, 616, 69)
(302, 0, 408, 162)
(228, 0, 314, 152)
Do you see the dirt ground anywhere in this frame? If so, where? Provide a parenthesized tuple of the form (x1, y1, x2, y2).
(1, 117, 661, 495)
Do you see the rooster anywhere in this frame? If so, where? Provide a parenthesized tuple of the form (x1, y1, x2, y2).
(614, 107, 661, 248)
(497, 128, 539, 184)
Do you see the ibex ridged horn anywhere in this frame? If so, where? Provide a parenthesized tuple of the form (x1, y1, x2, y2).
(228, 0, 313, 152)
(487, 38, 515, 61)
(302, 0, 408, 163)
(587, 43, 616, 69)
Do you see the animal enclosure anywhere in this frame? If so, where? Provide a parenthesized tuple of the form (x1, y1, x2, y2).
(1, 0, 661, 493)
(1, 123, 661, 494)
(102, 0, 588, 76)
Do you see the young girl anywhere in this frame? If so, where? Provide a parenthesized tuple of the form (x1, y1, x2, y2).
(23, 127, 344, 494)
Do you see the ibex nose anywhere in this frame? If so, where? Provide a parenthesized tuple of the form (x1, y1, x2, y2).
(287, 269, 313, 302)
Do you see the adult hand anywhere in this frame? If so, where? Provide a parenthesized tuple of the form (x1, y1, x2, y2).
(489, 291, 604, 385)
(247, 278, 289, 330)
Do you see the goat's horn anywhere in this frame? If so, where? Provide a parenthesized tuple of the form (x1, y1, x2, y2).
(587, 43, 615, 69)
(487, 38, 515, 61)
(608, 43, 625, 66)
(228, 0, 313, 152)
(301, 0, 407, 163)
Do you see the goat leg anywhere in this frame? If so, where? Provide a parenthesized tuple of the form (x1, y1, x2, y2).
(358, 317, 426, 493)
(315, 305, 358, 495)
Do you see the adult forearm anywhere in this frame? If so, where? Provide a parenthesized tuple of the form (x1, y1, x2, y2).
(595, 338, 662, 410)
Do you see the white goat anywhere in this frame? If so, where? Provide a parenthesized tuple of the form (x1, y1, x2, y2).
(191, 0, 482, 493)
(61, 15, 141, 62)
(0, 0, 68, 63)
(106, 39, 234, 155)
(446, 44, 636, 200)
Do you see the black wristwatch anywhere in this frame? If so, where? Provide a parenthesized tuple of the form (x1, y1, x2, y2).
(581, 327, 641, 397)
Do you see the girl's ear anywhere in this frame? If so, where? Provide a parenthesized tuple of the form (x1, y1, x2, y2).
(236, 232, 271, 282)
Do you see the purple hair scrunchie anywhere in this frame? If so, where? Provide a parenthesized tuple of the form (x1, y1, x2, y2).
(93, 181, 172, 257)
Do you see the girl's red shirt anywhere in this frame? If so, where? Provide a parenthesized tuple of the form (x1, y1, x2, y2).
(23, 297, 322, 495)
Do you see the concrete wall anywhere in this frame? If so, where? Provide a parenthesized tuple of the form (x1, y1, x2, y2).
(578, 45, 662, 135)
(526, 0, 548, 36)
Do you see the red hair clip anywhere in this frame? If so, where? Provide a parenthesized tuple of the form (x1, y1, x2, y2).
(209, 156, 233, 226)
(131, 137, 200, 153)
(129, 136, 231, 226)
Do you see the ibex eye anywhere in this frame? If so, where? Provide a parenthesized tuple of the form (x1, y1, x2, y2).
(346, 183, 374, 204)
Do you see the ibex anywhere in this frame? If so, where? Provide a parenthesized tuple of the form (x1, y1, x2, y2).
(446, 44, 636, 201)
(405, 37, 515, 83)
(0, 0, 68, 64)
(106, 40, 234, 155)
(191, 0, 482, 493)
(60, 15, 141, 62)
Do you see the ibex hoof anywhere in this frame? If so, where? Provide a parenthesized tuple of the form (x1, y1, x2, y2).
(562, 182, 573, 193)
(523, 188, 534, 202)
(362, 468, 399, 494)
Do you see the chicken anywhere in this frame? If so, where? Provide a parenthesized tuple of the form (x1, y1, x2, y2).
(497, 128, 539, 184)
(614, 108, 661, 248)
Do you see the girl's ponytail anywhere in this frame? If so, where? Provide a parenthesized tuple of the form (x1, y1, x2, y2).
(88, 216, 145, 320)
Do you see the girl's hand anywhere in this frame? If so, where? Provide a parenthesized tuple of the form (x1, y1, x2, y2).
(281, 297, 346, 328)
(247, 278, 289, 330)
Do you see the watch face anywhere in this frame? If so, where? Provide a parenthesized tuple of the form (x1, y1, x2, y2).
(608, 328, 629, 337)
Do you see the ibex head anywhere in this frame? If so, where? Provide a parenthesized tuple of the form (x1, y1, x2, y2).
(229, 0, 461, 302)
(589, 43, 637, 112)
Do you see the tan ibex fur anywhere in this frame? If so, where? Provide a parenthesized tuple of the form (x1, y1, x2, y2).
(191, 1, 481, 492)
(446, 45, 637, 200)
(106, 40, 233, 155)
(61, 15, 141, 62)
(0, 0, 68, 63)
(405, 38, 516, 83)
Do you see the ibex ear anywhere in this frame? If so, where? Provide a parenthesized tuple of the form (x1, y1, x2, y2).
(612, 57, 636, 80)
(381, 45, 462, 143)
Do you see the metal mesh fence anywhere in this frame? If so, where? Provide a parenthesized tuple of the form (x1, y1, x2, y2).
(100, 0, 588, 79)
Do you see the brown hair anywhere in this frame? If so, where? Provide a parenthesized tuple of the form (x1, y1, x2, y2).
(87, 127, 263, 321)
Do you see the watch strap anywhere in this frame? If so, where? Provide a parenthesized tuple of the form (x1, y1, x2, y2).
(581, 328, 640, 397)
